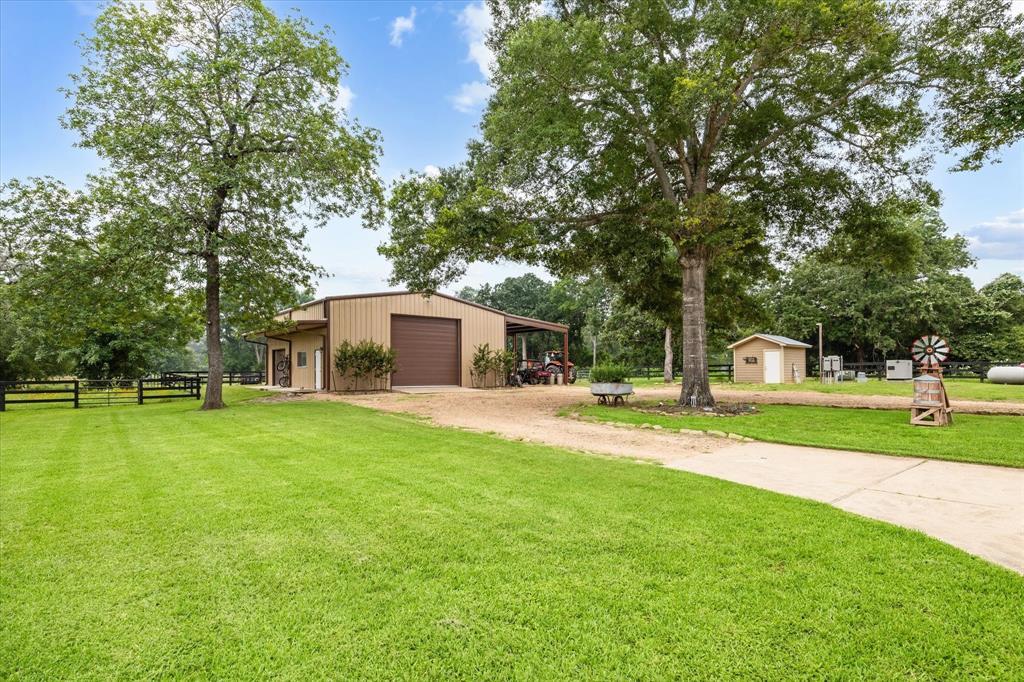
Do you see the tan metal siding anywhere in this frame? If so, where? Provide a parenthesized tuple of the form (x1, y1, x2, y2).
(264, 331, 325, 389)
(733, 339, 807, 383)
(732, 338, 776, 383)
(273, 301, 326, 322)
(327, 293, 505, 390)
(783, 346, 807, 384)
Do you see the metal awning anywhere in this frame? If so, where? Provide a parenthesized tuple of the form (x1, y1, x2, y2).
(505, 314, 568, 334)
(244, 319, 327, 340)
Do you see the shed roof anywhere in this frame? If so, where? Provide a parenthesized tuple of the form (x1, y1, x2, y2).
(728, 333, 812, 349)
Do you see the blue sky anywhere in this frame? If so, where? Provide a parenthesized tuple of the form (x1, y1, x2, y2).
(1, 0, 1021, 296)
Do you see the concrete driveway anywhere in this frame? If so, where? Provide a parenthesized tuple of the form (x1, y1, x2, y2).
(322, 386, 1024, 573)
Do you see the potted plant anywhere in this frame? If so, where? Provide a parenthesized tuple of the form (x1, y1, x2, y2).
(589, 364, 633, 403)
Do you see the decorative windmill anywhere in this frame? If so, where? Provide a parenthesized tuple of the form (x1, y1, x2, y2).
(910, 334, 952, 426)
(911, 334, 950, 374)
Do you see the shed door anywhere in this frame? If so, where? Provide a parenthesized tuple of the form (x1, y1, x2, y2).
(764, 350, 782, 384)
(391, 315, 460, 386)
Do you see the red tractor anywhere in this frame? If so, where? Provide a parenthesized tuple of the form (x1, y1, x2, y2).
(516, 359, 552, 385)
(543, 350, 577, 384)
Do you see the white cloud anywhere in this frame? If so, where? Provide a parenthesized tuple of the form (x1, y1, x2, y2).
(451, 81, 493, 113)
(457, 1, 495, 78)
(962, 209, 1024, 259)
(450, 2, 495, 112)
(422, 164, 442, 178)
(390, 7, 417, 47)
(334, 85, 354, 114)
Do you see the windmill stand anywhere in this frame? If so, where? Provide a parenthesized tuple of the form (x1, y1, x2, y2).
(909, 334, 953, 427)
(910, 372, 952, 426)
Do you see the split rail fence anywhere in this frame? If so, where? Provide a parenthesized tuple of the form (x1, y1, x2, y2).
(577, 364, 735, 382)
(579, 360, 996, 382)
(0, 376, 201, 412)
(160, 370, 265, 385)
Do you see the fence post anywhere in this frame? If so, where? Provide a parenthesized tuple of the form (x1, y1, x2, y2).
(74, 379, 79, 408)
(138, 379, 144, 405)
(195, 377, 201, 400)
(0, 383, 5, 412)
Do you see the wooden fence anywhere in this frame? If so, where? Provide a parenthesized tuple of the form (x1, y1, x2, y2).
(812, 360, 994, 381)
(577, 364, 735, 382)
(160, 370, 265, 385)
(577, 360, 997, 382)
(0, 376, 201, 411)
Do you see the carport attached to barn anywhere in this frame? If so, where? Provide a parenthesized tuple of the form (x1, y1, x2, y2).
(251, 291, 569, 391)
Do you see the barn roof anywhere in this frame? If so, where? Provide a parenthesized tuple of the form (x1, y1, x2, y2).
(728, 333, 812, 349)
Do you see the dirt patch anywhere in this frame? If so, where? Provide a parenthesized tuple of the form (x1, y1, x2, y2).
(251, 392, 314, 404)
(638, 400, 757, 417)
(317, 386, 729, 463)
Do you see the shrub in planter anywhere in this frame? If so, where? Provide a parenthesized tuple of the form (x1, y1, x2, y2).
(590, 364, 633, 404)
(589, 364, 631, 384)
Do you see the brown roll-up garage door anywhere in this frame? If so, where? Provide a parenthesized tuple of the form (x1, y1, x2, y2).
(391, 315, 460, 386)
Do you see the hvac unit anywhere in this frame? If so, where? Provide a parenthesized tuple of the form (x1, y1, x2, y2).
(886, 359, 913, 380)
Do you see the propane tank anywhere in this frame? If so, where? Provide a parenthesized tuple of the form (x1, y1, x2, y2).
(986, 366, 1024, 385)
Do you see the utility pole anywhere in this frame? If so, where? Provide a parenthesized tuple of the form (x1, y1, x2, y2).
(817, 322, 824, 382)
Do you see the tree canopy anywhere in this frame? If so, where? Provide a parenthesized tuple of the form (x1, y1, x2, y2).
(50, 0, 382, 405)
(1, 177, 200, 380)
(381, 0, 1023, 405)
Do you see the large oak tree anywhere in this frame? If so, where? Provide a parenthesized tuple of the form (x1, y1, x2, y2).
(61, 0, 382, 408)
(382, 0, 1022, 406)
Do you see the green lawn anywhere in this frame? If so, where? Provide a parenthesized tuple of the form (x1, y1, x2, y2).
(568, 402, 1024, 468)
(581, 376, 1024, 402)
(721, 378, 1024, 402)
(2, 388, 1022, 679)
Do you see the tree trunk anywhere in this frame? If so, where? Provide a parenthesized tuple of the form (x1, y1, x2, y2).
(663, 327, 674, 383)
(678, 253, 714, 407)
(202, 251, 225, 410)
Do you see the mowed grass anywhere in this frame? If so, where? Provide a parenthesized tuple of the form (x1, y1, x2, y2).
(582, 376, 1024, 402)
(721, 378, 1024, 403)
(2, 388, 1023, 679)
(568, 402, 1024, 468)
